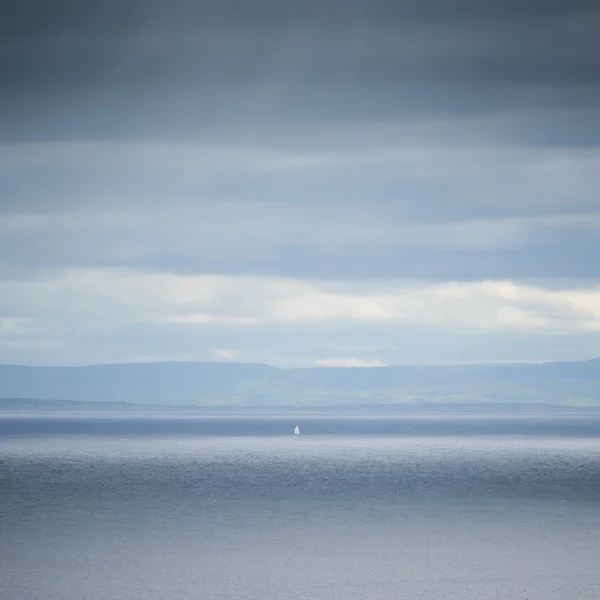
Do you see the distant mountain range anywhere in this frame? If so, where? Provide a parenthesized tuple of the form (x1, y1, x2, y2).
(1, 358, 599, 408)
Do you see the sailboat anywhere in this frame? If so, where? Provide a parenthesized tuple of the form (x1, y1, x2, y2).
(294, 425, 300, 436)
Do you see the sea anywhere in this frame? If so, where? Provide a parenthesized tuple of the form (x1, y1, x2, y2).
(2, 412, 600, 599)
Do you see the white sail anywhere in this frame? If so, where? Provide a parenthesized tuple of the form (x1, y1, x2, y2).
(294, 425, 300, 436)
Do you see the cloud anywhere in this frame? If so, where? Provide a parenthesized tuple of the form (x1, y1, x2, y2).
(3, 268, 600, 366)
(1, 139, 599, 282)
(0, 317, 32, 335)
(333, 344, 387, 353)
(312, 358, 387, 368)
(2, 268, 600, 335)
(214, 348, 238, 360)
(2, 0, 599, 145)
(2, 140, 599, 218)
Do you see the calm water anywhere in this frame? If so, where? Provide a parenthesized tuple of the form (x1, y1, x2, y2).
(2, 413, 600, 599)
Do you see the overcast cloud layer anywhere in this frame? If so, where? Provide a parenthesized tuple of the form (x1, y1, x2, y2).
(1, 0, 599, 366)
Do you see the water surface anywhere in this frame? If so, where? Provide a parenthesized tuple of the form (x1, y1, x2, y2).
(2, 414, 600, 599)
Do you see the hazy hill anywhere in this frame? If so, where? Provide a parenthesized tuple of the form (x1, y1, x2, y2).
(1, 358, 599, 407)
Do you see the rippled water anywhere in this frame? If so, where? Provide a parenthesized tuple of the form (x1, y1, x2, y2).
(2, 414, 600, 599)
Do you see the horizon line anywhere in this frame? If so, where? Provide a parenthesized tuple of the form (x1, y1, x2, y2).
(1, 357, 598, 369)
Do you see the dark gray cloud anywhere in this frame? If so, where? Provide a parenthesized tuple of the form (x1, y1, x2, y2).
(4, 0, 597, 33)
(2, 0, 599, 142)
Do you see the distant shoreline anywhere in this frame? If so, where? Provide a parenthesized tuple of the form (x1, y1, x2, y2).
(2, 397, 600, 415)
(1, 359, 599, 408)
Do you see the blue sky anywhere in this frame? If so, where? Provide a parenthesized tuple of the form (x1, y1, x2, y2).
(1, 0, 599, 366)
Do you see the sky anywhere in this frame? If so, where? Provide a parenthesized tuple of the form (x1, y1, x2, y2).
(1, 0, 600, 367)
